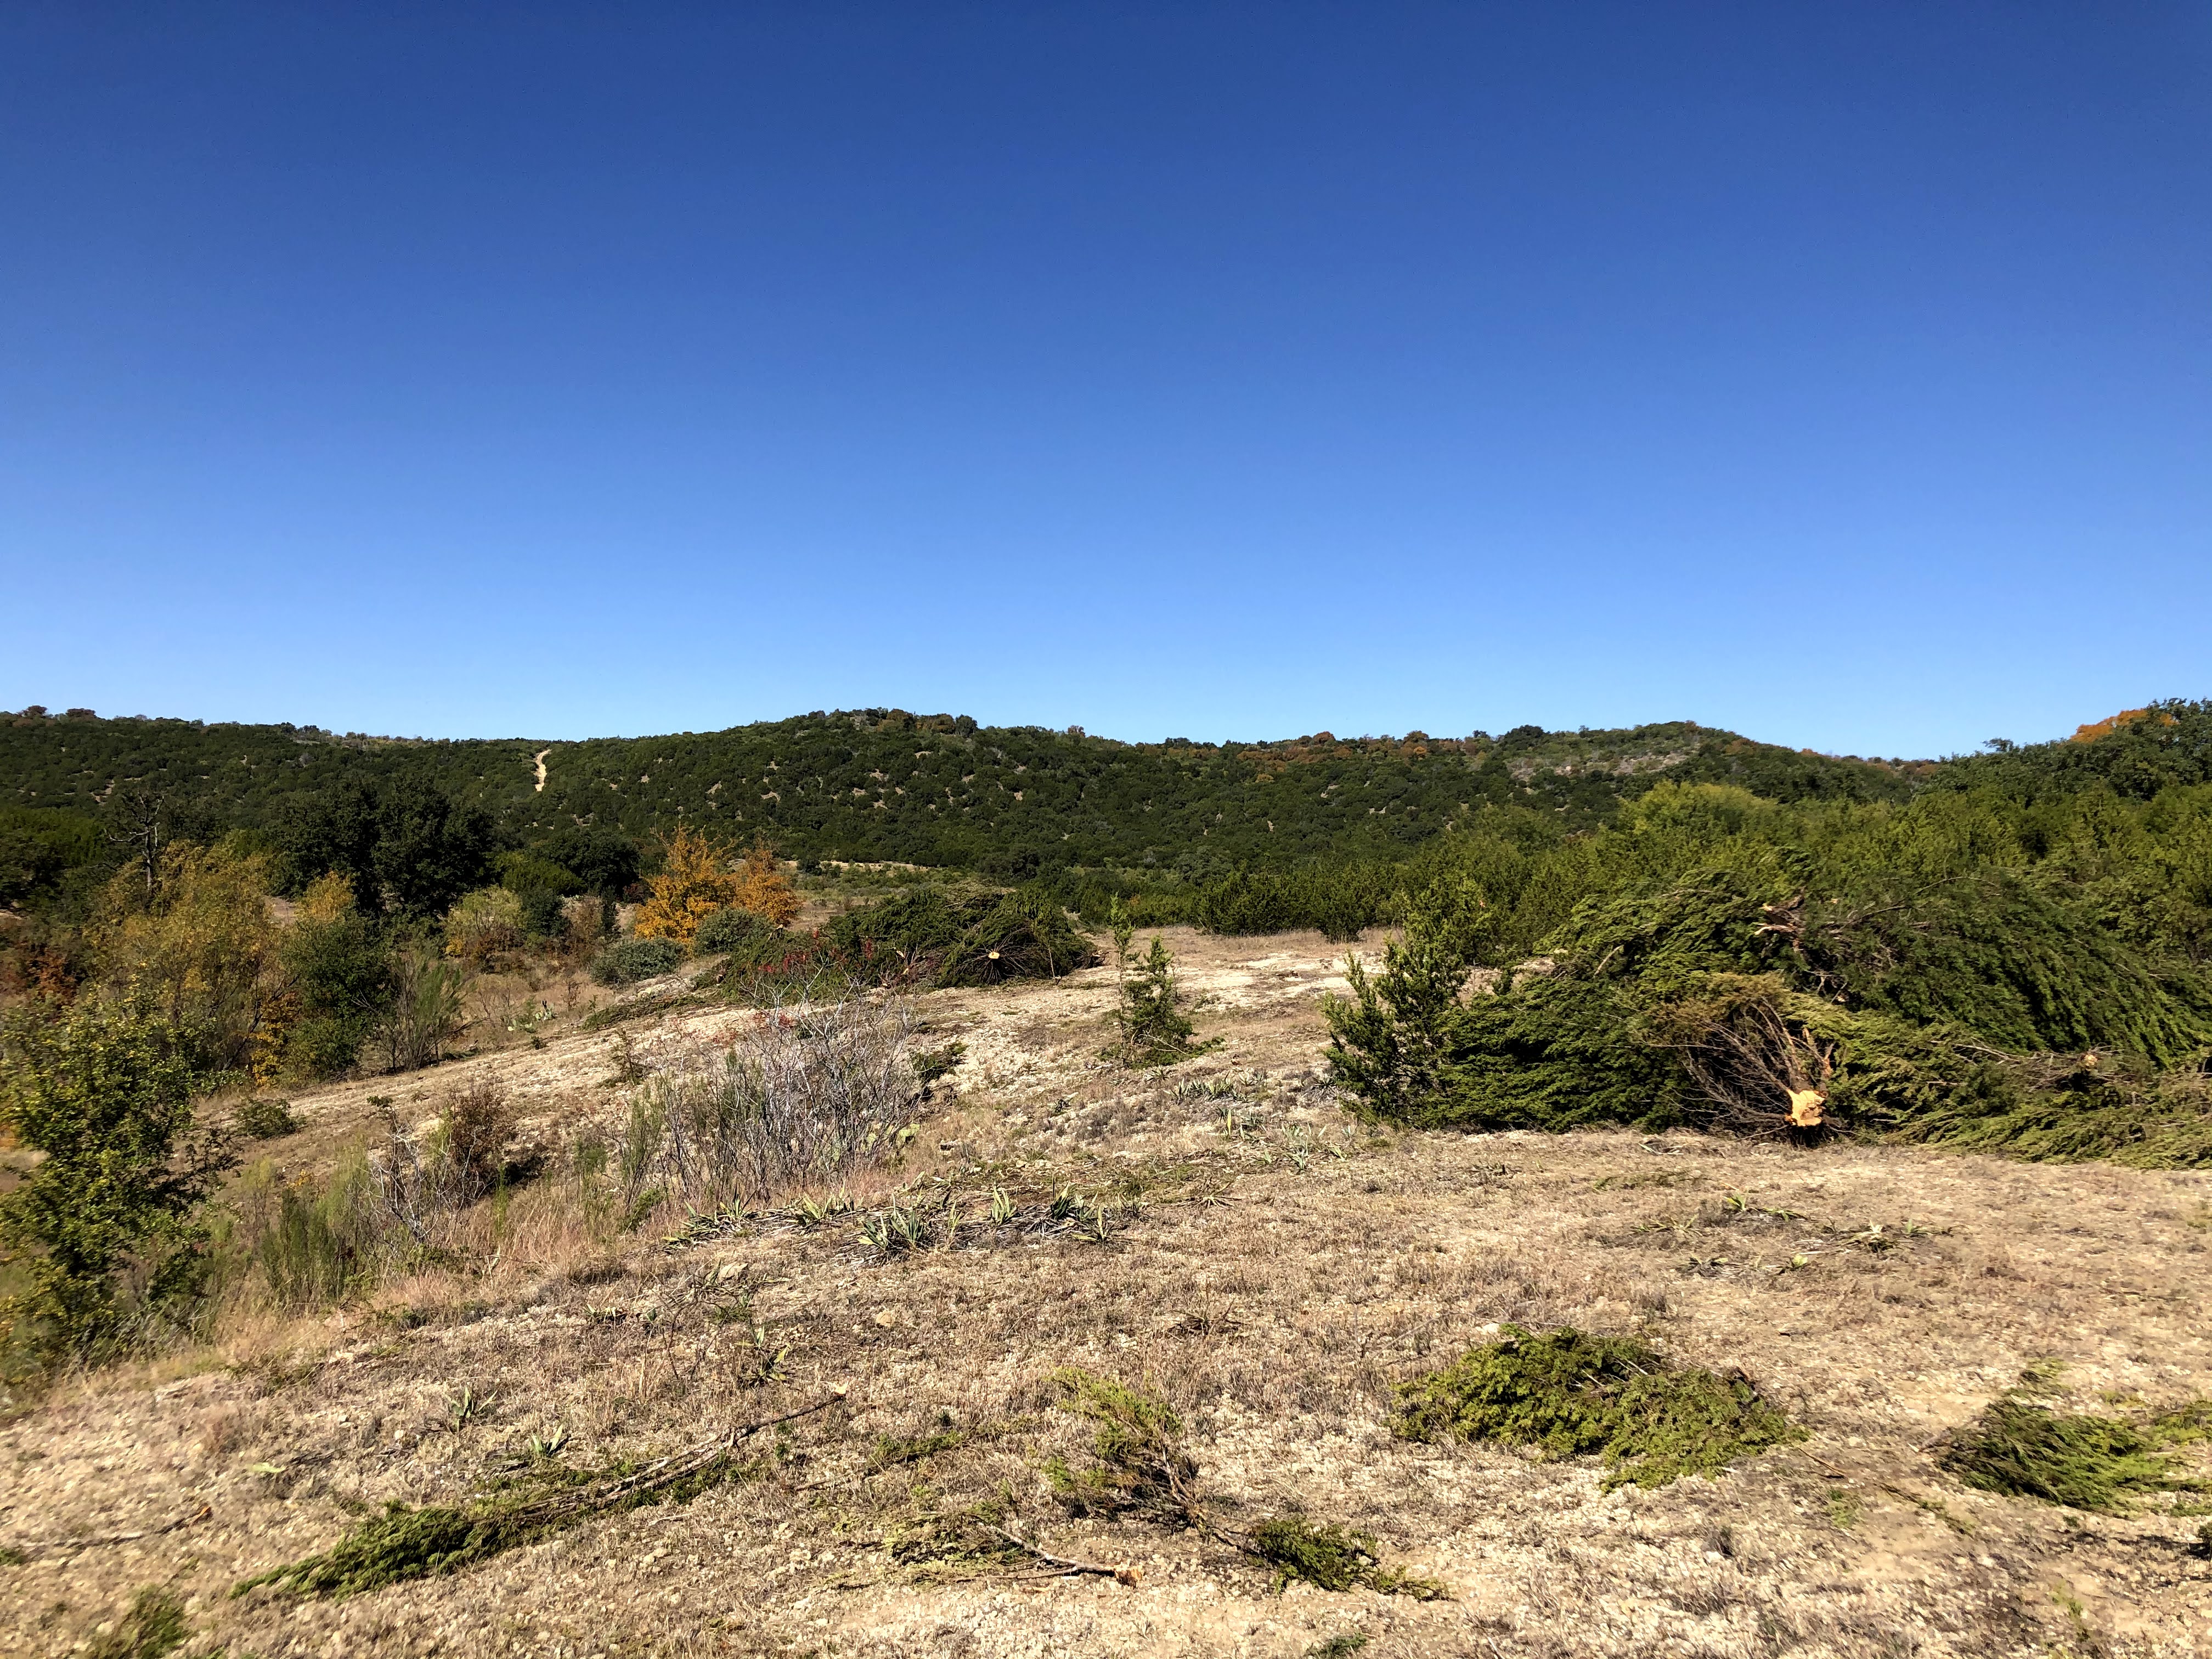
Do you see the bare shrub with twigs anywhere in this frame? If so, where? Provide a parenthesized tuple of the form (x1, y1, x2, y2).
(622, 994, 924, 1210)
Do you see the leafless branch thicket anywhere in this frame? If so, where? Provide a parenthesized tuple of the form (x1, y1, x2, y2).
(623, 994, 923, 1209)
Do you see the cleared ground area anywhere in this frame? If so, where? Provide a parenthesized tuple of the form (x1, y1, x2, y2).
(5, 930, 2209, 1657)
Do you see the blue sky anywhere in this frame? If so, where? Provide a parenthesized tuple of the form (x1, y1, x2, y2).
(2, 3, 2206, 757)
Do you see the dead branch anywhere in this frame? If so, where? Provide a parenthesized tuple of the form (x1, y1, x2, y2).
(13, 1502, 213, 1559)
(981, 1523, 1142, 1585)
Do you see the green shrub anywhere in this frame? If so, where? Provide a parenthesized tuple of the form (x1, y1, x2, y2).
(694, 905, 774, 958)
(825, 889, 965, 970)
(496, 850, 583, 896)
(282, 913, 394, 1080)
(435, 1077, 516, 1203)
(514, 887, 568, 940)
(537, 826, 641, 899)
(1395, 1325, 1803, 1491)
(0, 1000, 228, 1367)
(1109, 935, 1214, 1067)
(1197, 864, 1393, 941)
(443, 886, 525, 963)
(0, 806, 105, 907)
(375, 944, 469, 1073)
(255, 1176, 355, 1310)
(1099, 903, 1216, 1068)
(591, 937, 684, 985)
(237, 1096, 298, 1139)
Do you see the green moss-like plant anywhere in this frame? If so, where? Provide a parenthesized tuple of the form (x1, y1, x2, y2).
(1394, 1325, 1803, 1491)
(84, 1587, 189, 1659)
(1245, 1515, 1443, 1599)
(1939, 1386, 2204, 1514)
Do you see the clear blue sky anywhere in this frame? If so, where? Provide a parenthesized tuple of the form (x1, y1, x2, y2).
(3, 3, 2206, 758)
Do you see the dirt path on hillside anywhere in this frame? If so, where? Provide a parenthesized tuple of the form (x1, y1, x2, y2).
(4, 931, 2209, 1658)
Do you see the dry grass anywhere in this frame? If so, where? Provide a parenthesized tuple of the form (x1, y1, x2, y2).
(2, 929, 2209, 1656)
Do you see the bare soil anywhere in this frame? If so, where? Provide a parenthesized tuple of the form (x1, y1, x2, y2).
(5, 929, 2210, 1657)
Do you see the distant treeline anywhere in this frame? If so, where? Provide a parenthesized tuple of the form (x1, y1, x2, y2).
(0, 704, 1917, 886)
(5, 699, 2208, 929)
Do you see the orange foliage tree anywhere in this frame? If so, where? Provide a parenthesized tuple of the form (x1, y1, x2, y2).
(632, 827, 741, 944)
(731, 840, 800, 928)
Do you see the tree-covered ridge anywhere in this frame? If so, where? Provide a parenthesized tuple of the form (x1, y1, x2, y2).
(0, 706, 1914, 873)
(1933, 699, 2212, 804)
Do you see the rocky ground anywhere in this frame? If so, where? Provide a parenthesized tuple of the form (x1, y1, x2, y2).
(4, 928, 2210, 1657)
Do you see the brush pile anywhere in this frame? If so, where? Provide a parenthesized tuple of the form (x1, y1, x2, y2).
(824, 889, 1096, 988)
(1327, 778, 2212, 1164)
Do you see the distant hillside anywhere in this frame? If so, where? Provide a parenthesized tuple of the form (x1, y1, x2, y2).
(1932, 699, 2212, 803)
(0, 704, 1915, 874)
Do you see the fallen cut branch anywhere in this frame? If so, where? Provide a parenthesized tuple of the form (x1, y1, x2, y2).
(981, 1522, 1142, 1586)
(237, 1392, 847, 1600)
(9, 1502, 213, 1559)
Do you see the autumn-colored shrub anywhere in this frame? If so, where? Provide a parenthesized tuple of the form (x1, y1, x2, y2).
(633, 827, 741, 944)
(442, 887, 524, 964)
(91, 843, 285, 1076)
(731, 840, 801, 928)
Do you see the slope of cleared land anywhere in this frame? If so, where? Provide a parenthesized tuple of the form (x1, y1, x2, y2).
(5, 932, 2210, 1658)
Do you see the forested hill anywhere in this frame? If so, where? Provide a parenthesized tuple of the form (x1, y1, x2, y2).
(1, 706, 1915, 873)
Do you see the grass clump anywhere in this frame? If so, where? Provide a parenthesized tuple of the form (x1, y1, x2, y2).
(1394, 1325, 1803, 1491)
(84, 1587, 189, 1659)
(1939, 1371, 2207, 1514)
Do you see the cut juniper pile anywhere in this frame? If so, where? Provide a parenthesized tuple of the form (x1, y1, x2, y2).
(1938, 1369, 2210, 1515)
(1393, 1325, 1803, 1491)
(1325, 780, 2212, 1166)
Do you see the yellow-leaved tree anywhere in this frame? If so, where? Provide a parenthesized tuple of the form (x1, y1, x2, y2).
(297, 871, 357, 924)
(632, 827, 741, 944)
(92, 842, 285, 1075)
(731, 840, 800, 928)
